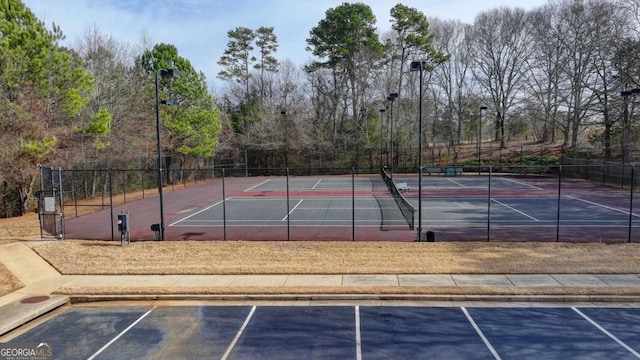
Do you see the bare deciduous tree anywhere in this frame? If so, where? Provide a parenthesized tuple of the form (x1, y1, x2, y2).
(468, 7, 533, 149)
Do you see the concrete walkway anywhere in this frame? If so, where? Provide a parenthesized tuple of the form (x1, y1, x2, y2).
(2, 241, 640, 336)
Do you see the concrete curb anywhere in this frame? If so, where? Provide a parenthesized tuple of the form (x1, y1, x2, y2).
(0, 295, 69, 336)
(68, 294, 640, 304)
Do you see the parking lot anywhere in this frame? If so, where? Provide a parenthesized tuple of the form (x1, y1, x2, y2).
(4, 303, 640, 359)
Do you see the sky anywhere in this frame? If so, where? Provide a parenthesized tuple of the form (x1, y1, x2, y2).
(23, 0, 550, 89)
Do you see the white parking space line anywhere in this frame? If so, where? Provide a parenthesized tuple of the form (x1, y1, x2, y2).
(312, 179, 322, 189)
(87, 307, 156, 360)
(491, 199, 540, 221)
(355, 306, 362, 360)
(572, 307, 640, 358)
(461, 307, 502, 360)
(282, 199, 304, 221)
(567, 196, 640, 218)
(221, 306, 257, 360)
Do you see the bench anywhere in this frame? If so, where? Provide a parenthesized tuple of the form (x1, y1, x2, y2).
(445, 167, 463, 176)
(426, 167, 442, 175)
(396, 182, 411, 193)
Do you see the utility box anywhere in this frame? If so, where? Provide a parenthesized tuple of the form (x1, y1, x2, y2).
(150, 223, 161, 241)
(117, 211, 130, 245)
(117, 213, 129, 232)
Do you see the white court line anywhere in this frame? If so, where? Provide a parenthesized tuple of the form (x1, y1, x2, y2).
(566, 195, 640, 218)
(491, 199, 540, 221)
(87, 307, 155, 360)
(169, 198, 231, 226)
(312, 179, 322, 189)
(245, 179, 270, 192)
(499, 176, 544, 190)
(572, 307, 640, 358)
(221, 306, 256, 360)
(447, 178, 467, 188)
(282, 199, 304, 221)
(355, 306, 362, 360)
(461, 307, 502, 360)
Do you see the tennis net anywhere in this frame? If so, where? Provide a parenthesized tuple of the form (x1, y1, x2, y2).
(380, 167, 415, 230)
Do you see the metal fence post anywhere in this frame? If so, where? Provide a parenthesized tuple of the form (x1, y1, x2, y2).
(57, 168, 65, 239)
(487, 166, 492, 242)
(222, 168, 227, 241)
(352, 167, 355, 241)
(556, 165, 562, 242)
(141, 167, 146, 199)
(286, 168, 290, 241)
(629, 165, 635, 243)
(245, 150, 249, 177)
(72, 168, 78, 218)
(122, 164, 127, 204)
(109, 170, 114, 242)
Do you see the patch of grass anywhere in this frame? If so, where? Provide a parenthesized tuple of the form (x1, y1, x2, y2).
(31, 240, 640, 276)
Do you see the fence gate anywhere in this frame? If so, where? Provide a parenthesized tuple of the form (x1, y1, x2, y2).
(37, 166, 64, 239)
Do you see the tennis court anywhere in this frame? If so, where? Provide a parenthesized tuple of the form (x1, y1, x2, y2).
(393, 172, 640, 242)
(60, 168, 640, 242)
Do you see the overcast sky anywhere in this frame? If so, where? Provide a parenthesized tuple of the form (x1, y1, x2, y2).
(23, 0, 549, 88)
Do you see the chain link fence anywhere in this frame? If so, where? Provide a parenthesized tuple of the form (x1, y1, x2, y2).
(39, 159, 640, 243)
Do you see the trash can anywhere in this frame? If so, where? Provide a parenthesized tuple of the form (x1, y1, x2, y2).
(150, 223, 161, 241)
(425, 231, 435, 242)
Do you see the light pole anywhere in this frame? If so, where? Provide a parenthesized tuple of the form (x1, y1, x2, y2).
(281, 110, 288, 168)
(379, 108, 385, 168)
(621, 89, 640, 164)
(479, 106, 488, 168)
(155, 68, 180, 241)
(388, 92, 398, 179)
(410, 61, 424, 241)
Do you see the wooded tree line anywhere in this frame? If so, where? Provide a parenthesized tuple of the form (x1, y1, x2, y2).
(1, 0, 639, 217)
(217, 0, 640, 166)
(0, 0, 220, 216)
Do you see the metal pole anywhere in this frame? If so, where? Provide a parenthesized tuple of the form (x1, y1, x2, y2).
(286, 168, 290, 241)
(122, 164, 127, 204)
(556, 165, 562, 242)
(58, 168, 65, 239)
(388, 95, 397, 180)
(479, 106, 487, 172)
(222, 168, 227, 241)
(72, 168, 78, 218)
(478, 110, 481, 169)
(487, 166, 492, 242)
(245, 149, 248, 177)
(212, 153, 215, 180)
(390, 101, 394, 180)
(352, 167, 356, 241)
(109, 170, 114, 242)
(155, 69, 166, 241)
(281, 110, 289, 168)
(379, 109, 385, 169)
(417, 65, 423, 241)
(629, 165, 634, 243)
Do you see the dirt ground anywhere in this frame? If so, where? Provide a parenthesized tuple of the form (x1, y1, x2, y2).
(1, 213, 640, 297)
